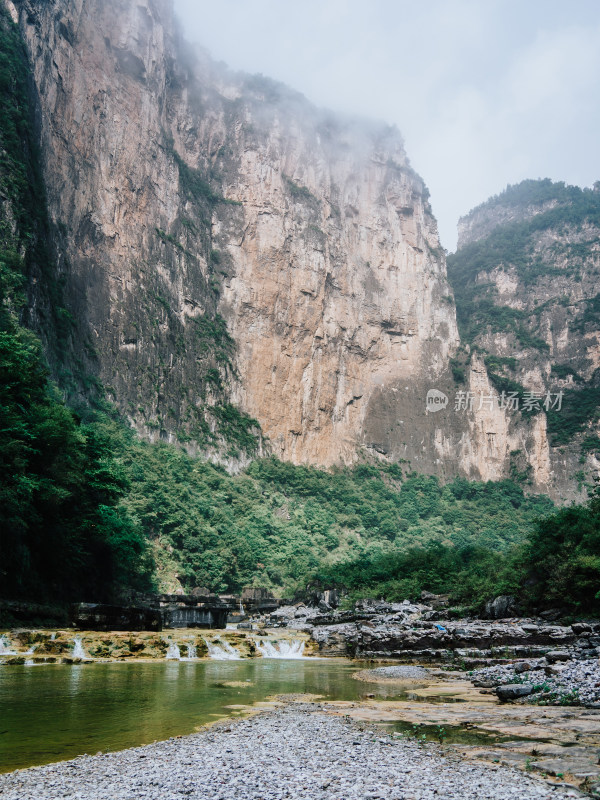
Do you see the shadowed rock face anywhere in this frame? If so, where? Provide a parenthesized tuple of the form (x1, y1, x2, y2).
(7, 0, 577, 494)
(215, 111, 459, 466)
(10, 0, 460, 469)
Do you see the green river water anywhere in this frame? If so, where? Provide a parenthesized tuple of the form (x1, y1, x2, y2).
(0, 659, 408, 773)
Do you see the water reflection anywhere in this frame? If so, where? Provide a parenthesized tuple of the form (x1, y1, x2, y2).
(0, 659, 456, 773)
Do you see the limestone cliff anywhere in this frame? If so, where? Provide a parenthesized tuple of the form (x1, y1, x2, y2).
(5, 0, 594, 498)
(448, 179, 600, 500)
(5, 0, 460, 469)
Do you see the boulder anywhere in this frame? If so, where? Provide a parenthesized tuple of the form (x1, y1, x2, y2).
(496, 684, 534, 700)
(514, 661, 534, 674)
(484, 595, 518, 619)
(572, 623, 592, 635)
(319, 589, 340, 608)
(545, 650, 571, 663)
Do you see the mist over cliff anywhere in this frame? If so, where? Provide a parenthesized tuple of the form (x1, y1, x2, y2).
(3, 0, 598, 500)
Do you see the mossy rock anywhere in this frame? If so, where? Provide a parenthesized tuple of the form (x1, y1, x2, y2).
(36, 639, 70, 655)
(194, 639, 209, 658)
(87, 643, 111, 656)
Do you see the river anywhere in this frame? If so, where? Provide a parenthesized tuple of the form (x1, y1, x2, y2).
(0, 658, 406, 772)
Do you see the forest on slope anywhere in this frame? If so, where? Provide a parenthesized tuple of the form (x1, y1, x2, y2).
(447, 179, 600, 463)
(1, 7, 599, 619)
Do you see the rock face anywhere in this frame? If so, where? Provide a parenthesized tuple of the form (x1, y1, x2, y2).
(265, 601, 593, 665)
(484, 595, 520, 620)
(72, 603, 162, 632)
(7, 1, 597, 495)
(309, 619, 578, 662)
(9, 0, 457, 470)
(216, 107, 458, 467)
(10, 0, 263, 464)
(449, 179, 600, 500)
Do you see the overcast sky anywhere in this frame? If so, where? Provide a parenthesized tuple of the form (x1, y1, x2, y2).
(172, 0, 600, 251)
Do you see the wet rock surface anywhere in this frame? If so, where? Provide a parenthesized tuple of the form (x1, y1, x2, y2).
(267, 602, 600, 668)
(0, 703, 582, 800)
(0, 629, 314, 664)
(324, 697, 600, 797)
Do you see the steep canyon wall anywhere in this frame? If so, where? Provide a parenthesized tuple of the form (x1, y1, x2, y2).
(4, 0, 592, 498)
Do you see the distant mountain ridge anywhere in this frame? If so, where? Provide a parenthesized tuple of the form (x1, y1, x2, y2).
(448, 178, 600, 497)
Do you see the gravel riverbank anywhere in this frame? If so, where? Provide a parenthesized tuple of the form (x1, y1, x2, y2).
(357, 665, 431, 679)
(472, 657, 600, 706)
(0, 703, 583, 800)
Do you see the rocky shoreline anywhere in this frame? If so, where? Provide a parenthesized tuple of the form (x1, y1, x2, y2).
(472, 656, 600, 706)
(267, 600, 600, 675)
(0, 702, 584, 800)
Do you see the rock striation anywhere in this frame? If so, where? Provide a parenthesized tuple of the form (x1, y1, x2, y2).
(266, 600, 600, 667)
(8, 0, 458, 469)
(6, 1, 597, 495)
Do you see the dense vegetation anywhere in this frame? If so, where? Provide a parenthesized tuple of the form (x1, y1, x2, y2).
(312, 482, 600, 616)
(0, 8, 152, 604)
(447, 179, 600, 347)
(97, 445, 551, 596)
(108, 437, 599, 615)
(546, 386, 600, 446)
(1, 16, 598, 618)
(0, 355, 154, 601)
(5, 376, 599, 614)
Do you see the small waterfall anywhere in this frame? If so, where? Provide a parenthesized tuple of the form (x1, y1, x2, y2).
(72, 637, 88, 659)
(185, 643, 197, 660)
(165, 643, 181, 660)
(255, 639, 306, 659)
(0, 635, 16, 656)
(204, 639, 241, 660)
(50, 633, 56, 640)
(239, 600, 244, 614)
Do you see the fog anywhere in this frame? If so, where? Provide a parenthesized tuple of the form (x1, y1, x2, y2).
(173, 0, 600, 251)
